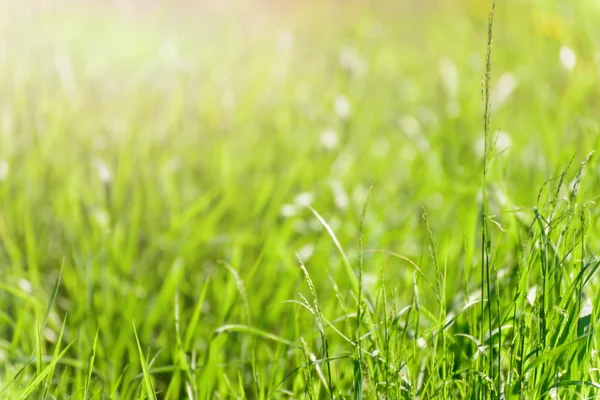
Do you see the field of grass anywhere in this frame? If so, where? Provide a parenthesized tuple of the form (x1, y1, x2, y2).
(1, 0, 600, 398)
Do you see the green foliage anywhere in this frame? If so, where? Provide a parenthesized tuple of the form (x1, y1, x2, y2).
(1, 1, 600, 398)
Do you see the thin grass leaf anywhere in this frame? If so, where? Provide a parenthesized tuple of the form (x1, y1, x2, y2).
(132, 321, 157, 400)
(183, 279, 210, 351)
(0, 357, 35, 396)
(309, 206, 359, 296)
(84, 327, 100, 398)
(43, 314, 67, 399)
(19, 342, 74, 399)
(213, 324, 294, 346)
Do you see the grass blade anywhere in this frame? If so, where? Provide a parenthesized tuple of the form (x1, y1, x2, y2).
(132, 321, 157, 400)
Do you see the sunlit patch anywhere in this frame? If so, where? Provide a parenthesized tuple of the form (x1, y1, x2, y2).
(163, 157, 181, 173)
(276, 29, 294, 55)
(491, 72, 518, 111)
(320, 128, 339, 150)
(400, 364, 411, 383)
(398, 115, 420, 137)
(332, 151, 354, 176)
(92, 136, 108, 151)
(352, 184, 370, 207)
(44, 327, 58, 343)
(429, 193, 444, 210)
(497, 268, 509, 280)
(418, 108, 438, 128)
(467, 289, 481, 304)
(439, 58, 458, 99)
(297, 244, 314, 262)
(339, 46, 367, 77)
(559, 46, 576, 71)
(0, 160, 8, 181)
(476, 187, 483, 203)
(280, 204, 296, 217)
(91, 207, 111, 232)
(363, 272, 378, 293)
(334, 94, 351, 120)
(330, 180, 349, 210)
(220, 89, 236, 110)
(54, 50, 79, 101)
(371, 137, 389, 158)
(522, 143, 548, 170)
(493, 186, 507, 207)
(468, 53, 483, 73)
(581, 297, 593, 318)
(526, 286, 537, 306)
(495, 130, 512, 153)
(400, 144, 417, 163)
(475, 130, 511, 157)
(294, 82, 311, 103)
(398, 79, 419, 102)
(1, 109, 14, 136)
(415, 136, 430, 153)
(292, 219, 309, 234)
(93, 158, 113, 183)
(445, 101, 460, 118)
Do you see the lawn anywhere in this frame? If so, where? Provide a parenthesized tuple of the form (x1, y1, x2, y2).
(1, 0, 600, 398)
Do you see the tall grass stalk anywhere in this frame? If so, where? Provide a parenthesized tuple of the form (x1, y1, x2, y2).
(481, 2, 498, 398)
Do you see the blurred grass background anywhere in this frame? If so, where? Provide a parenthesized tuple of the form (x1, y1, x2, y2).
(1, 0, 600, 397)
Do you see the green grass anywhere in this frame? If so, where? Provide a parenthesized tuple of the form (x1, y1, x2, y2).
(1, 0, 600, 398)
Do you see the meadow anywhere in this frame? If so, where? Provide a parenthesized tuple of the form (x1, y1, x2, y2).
(1, 0, 600, 398)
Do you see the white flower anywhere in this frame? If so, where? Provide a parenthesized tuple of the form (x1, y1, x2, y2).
(320, 128, 339, 150)
(334, 94, 351, 119)
(294, 192, 314, 208)
(560, 46, 576, 71)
